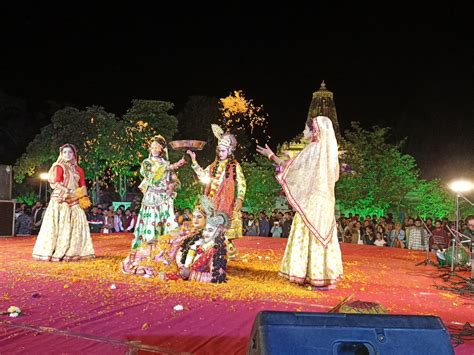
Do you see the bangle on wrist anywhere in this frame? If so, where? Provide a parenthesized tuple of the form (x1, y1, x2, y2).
(268, 153, 275, 160)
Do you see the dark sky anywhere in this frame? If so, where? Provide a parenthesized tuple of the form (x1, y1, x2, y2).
(1, 4, 473, 180)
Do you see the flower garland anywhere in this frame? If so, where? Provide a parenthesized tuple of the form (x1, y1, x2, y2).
(210, 234, 227, 283)
(179, 234, 202, 266)
(208, 159, 237, 198)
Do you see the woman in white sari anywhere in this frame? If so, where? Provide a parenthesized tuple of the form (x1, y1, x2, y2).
(257, 116, 343, 289)
(32, 144, 95, 261)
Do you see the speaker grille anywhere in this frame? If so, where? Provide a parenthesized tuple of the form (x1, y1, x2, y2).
(0, 200, 15, 236)
(0, 165, 12, 200)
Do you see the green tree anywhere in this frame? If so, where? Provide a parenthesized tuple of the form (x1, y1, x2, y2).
(112, 100, 177, 200)
(14, 106, 119, 203)
(14, 100, 178, 202)
(408, 179, 454, 219)
(336, 122, 419, 214)
(241, 155, 281, 213)
(172, 161, 201, 210)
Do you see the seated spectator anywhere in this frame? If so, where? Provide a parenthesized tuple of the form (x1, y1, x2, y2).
(102, 210, 114, 233)
(123, 208, 135, 232)
(113, 209, 124, 232)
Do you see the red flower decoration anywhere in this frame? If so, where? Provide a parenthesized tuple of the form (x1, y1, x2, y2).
(197, 247, 203, 254)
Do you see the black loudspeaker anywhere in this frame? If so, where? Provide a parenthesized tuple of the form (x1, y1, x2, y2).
(247, 311, 454, 355)
(0, 164, 12, 200)
(0, 200, 16, 236)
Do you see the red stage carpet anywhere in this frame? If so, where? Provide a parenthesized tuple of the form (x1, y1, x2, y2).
(0, 234, 472, 354)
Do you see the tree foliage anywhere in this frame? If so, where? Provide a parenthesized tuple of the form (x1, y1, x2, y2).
(14, 106, 118, 183)
(14, 101, 177, 202)
(241, 155, 281, 213)
(336, 122, 419, 213)
(408, 179, 454, 219)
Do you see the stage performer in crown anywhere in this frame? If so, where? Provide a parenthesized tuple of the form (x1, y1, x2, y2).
(187, 124, 246, 259)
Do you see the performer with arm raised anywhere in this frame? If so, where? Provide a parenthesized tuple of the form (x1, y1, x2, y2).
(256, 116, 343, 290)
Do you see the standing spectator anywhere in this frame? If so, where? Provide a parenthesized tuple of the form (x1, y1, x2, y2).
(389, 223, 405, 248)
(132, 209, 139, 230)
(281, 212, 292, 238)
(31, 201, 43, 217)
(386, 213, 394, 225)
(258, 211, 270, 237)
(372, 214, 378, 226)
(464, 215, 474, 267)
(404, 217, 415, 241)
(271, 221, 283, 238)
(431, 219, 450, 251)
(15, 203, 27, 219)
(336, 220, 344, 242)
(352, 221, 363, 244)
(241, 211, 249, 235)
(343, 228, 353, 243)
(363, 225, 376, 245)
(425, 217, 434, 231)
(407, 218, 428, 251)
(178, 208, 192, 226)
(32, 201, 45, 235)
(87, 206, 104, 233)
(245, 214, 259, 236)
(174, 208, 182, 224)
(464, 215, 474, 239)
(15, 208, 33, 236)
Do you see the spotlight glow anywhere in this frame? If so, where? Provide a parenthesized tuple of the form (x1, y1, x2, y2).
(448, 180, 473, 194)
(39, 172, 49, 181)
(199, 175, 211, 185)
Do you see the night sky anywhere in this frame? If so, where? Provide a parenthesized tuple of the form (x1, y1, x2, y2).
(1, 4, 472, 180)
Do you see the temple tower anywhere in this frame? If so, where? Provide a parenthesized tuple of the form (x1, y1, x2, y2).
(307, 80, 340, 137)
(278, 81, 341, 159)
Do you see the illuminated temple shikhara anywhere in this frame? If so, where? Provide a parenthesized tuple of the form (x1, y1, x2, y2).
(278, 81, 341, 159)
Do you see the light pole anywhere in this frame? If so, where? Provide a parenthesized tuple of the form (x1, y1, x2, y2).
(448, 180, 473, 273)
(39, 173, 49, 202)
